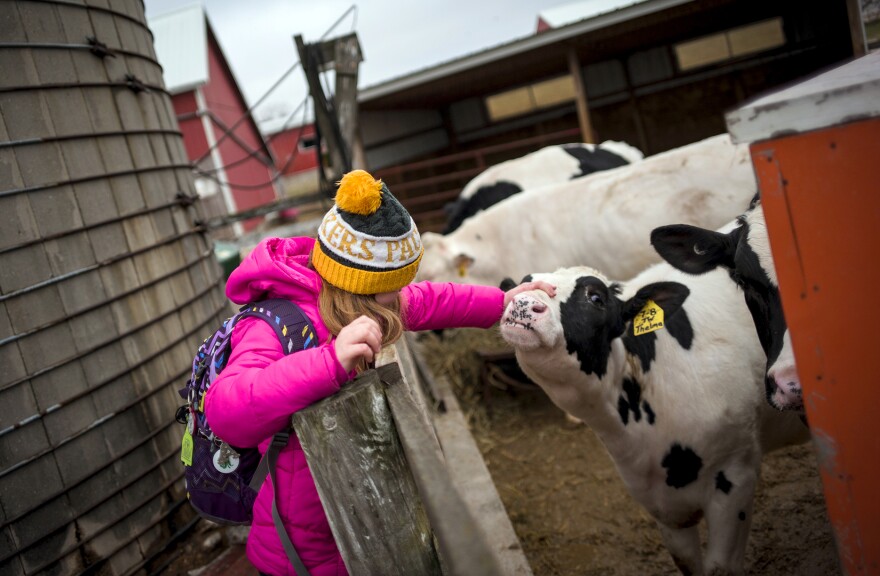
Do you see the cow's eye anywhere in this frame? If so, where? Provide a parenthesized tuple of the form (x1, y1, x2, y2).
(588, 291, 604, 307)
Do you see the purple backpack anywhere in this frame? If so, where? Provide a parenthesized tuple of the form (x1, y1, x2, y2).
(176, 299, 317, 525)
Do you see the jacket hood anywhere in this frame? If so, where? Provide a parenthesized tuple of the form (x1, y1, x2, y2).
(225, 236, 321, 304)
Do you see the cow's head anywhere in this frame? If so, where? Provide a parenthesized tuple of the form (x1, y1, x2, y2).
(500, 267, 689, 381)
(650, 200, 803, 413)
(418, 231, 488, 286)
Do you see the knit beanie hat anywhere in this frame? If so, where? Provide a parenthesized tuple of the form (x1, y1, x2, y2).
(312, 170, 423, 294)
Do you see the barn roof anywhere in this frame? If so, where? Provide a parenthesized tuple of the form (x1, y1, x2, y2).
(359, 0, 693, 105)
(148, 4, 210, 94)
(537, 0, 649, 29)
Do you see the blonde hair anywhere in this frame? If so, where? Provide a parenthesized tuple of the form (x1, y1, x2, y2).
(318, 281, 405, 373)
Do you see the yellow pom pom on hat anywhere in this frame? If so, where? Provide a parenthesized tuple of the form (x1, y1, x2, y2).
(313, 169, 423, 294)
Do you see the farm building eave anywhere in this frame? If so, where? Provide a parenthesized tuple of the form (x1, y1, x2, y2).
(358, 0, 693, 105)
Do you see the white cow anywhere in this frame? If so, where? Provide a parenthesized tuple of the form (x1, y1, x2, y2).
(419, 134, 756, 288)
(500, 264, 809, 575)
(444, 140, 644, 233)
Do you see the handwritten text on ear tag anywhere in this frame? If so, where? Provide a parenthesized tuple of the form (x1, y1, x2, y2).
(633, 299, 665, 336)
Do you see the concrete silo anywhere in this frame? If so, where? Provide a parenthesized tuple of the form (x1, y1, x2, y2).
(0, 1, 231, 573)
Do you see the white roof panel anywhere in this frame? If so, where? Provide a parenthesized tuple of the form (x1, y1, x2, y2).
(538, 0, 650, 28)
(148, 4, 209, 94)
(725, 51, 880, 143)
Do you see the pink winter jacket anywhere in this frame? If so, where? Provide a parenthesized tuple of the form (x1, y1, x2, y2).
(205, 236, 504, 576)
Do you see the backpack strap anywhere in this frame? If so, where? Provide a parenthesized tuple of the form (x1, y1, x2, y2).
(238, 298, 317, 356)
(237, 299, 316, 576)
(268, 431, 312, 576)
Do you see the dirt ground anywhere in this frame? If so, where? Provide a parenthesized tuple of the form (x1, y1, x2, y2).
(159, 328, 841, 576)
(419, 328, 841, 576)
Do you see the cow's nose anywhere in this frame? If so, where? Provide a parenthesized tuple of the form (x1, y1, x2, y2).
(769, 366, 800, 392)
(512, 294, 547, 316)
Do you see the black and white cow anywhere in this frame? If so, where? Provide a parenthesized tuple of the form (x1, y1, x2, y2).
(650, 197, 803, 413)
(499, 263, 809, 575)
(442, 141, 643, 233)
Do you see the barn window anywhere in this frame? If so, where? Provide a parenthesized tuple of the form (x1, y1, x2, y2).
(298, 134, 317, 150)
(485, 75, 575, 122)
(728, 19, 785, 57)
(531, 75, 576, 108)
(486, 86, 532, 121)
(675, 18, 785, 71)
(583, 60, 626, 98)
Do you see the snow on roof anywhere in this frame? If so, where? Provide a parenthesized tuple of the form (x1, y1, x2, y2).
(148, 4, 209, 94)
(537, 0, 650, 29)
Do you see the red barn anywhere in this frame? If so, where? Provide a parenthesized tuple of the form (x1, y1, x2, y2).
(264, 121, 321, 198)
(149, 5, 278, 236)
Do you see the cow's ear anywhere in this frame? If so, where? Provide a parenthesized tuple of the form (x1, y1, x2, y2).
(622, 282, 690, 323)
(499, 277, 516, 291)
(452, 253, 475, 278)
(421, 231, 443, 251)
(650, 224, 738, 275)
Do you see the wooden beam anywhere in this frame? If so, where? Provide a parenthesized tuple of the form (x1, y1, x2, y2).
(404, 335, 534, 576)
(845, 0, 868, 57)
(378, 362, 505, 576)
(333, 34, 364, 169)
(294, 34, 349, 181)
(292, 369, 442, 576)
(567, 47, 594, 143)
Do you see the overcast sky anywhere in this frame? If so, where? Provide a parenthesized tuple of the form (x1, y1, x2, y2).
(142, 0, 588, 131)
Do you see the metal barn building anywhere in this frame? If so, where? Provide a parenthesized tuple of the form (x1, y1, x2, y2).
(356, 0, 865, 231)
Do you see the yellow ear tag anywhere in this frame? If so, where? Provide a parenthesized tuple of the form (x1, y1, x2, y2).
(181, 429, 194, 466)
(457, 261, 468, 278)
(633, 299, 665, 336)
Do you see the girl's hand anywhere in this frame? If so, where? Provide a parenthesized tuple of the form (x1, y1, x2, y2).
(503, 280, 556, 310)
(334, 315, 383, 372)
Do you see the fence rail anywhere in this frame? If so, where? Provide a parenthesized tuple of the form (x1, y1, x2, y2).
(292, 335, 531, 575)
(375, 128, 582, 232)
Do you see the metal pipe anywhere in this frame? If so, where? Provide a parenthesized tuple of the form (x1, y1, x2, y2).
(0, 163, 192, 199)
(0, 292, 228, 477)
(0, 128, 182, 150)
(29, 479, 187, 575)
(0, 270, 222, 395)
(0, 79, 167, 95)
(0, 419, 177, 531)
(0, 248, 212, 349)
(19, 0, 156, 38)
(0, 226, 205, 304)
(1, 448, 181, 563)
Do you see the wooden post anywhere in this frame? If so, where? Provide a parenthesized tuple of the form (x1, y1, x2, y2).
(294, 34, 350, 182)
(567, 47, 594, 143)
(332, 34, 364, 169)
(845, 0, 868, 57)
(292, 369, 442, 576)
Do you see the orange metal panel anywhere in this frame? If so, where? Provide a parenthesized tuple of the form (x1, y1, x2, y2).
(750, 117, 880, 575)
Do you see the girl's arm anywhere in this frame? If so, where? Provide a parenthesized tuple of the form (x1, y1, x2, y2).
(401, 280, 556, 331)
(204, 318, 349, 448)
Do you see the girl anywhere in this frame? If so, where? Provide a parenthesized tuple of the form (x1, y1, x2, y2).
(205, 170, 554, 576)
